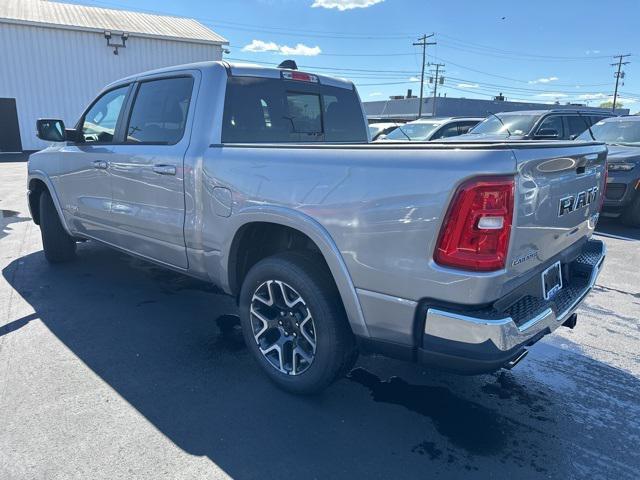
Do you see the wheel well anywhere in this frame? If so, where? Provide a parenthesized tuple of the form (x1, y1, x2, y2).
(28, 179, 48, 225)
(228, 222, 330, 296)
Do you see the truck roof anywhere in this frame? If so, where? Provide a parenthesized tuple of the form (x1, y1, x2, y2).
(105, 60, 355, 91)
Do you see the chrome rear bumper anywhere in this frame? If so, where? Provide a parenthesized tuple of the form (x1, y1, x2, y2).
(418, 239, 605, 373)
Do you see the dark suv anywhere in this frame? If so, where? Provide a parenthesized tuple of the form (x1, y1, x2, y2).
(459, 109, 613, 141)
(577, 116, 640, 226)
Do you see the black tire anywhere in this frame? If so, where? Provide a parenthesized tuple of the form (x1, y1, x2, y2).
(621, 194, 640, 227)
(39, 190, 76, 263)
(239, 251, 357, 394)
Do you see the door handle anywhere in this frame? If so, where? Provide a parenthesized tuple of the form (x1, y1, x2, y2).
(152, 164, 177, 176)
(93, 160, 108, 169)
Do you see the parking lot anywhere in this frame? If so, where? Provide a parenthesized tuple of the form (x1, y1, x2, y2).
(0, 160, 638, 479)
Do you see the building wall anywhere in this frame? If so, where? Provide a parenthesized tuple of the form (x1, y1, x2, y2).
(0, 22, 222, 150)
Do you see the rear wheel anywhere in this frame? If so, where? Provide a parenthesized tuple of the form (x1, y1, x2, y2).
(239, 251, 357, 394)
(621, 194, 640, 227)
(39, 190, 76, 263)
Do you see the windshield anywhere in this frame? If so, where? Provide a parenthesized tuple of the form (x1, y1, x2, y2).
(577, 120, 640, 145)
(384, 121, 441, 141)
(469, 114, 539, 136)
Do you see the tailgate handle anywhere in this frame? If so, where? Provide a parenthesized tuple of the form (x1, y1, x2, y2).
(152, 164, 176, 176)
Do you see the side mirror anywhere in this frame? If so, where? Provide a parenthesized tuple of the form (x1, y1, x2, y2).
(536, 128, 559, 139)
(36, 119, 83, 143)
(36, 119, 66, 142)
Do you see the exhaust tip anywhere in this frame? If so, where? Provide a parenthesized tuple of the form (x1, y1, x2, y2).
(504, 349, 529, 370)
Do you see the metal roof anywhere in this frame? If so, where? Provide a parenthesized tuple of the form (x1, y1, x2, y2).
(0, 0, 228, 45)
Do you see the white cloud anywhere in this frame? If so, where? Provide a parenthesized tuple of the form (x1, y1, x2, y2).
(529, 76, 559, 84)
(577, 93, 608, 101)
(457, 83, 479, 89)
(311, 0, 384, 10)
(242, 39, 321, 56)
(408, 76, 420, 82)
(616, 96, 639, 105)
(585, 49, 601, 55)
(536, 93, 568, 98)
(368, 92, 383, 97)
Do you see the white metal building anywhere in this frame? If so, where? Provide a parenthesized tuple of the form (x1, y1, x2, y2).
(0, 0, 227, 152)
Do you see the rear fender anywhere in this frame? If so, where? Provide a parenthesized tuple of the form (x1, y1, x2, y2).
(222, 206, 370, 338)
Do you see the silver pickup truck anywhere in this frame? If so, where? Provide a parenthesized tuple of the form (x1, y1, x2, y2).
(29, 61, 607, 394)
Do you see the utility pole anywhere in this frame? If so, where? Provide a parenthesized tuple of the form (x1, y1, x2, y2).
(413, 34, 436, 118)
(429, 62, 445, 117)
(611, 54, 631, 112)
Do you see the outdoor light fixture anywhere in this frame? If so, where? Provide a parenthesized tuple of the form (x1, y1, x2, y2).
(104, 31, 129, 55)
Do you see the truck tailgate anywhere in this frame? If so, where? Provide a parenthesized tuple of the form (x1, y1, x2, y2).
(509, 143, 607, 275)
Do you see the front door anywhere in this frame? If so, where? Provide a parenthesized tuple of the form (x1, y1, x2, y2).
(108, 74, 197, 269)
(56, 85, 130, 242)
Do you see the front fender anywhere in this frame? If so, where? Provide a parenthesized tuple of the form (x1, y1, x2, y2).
(221, 206, 370, 338)
(27, 170, 74, 236)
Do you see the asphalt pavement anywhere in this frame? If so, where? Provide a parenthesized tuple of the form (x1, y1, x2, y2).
(0, 161, 638, 479)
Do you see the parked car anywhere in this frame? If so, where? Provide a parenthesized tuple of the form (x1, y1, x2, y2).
(577, 116, 640, 226)
(378, 117, 482, 141)
(460, 109, 613, 141)
(29, 61, 606, 394)
(368, 122, 401, 141)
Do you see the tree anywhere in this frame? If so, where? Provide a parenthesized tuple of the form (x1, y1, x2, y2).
(599, 101, 623, 109)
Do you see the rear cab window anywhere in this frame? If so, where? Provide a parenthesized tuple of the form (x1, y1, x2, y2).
(221, 75, 367, 143)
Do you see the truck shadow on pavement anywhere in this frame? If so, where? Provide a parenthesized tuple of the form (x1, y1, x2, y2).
(3, 242, 639, 479)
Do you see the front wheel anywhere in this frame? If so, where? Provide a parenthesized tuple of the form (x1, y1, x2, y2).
(239, 251, 357, 394)
(39, 190, 76, 263)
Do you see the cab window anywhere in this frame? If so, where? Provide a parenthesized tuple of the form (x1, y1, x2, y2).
(81, 86, 128, 143)
(126, 77, 194, 145)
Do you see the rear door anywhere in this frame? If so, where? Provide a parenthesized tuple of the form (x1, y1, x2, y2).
(108, 72, 198, 269)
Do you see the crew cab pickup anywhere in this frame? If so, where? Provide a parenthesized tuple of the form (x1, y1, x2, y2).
(29, 61, 607, 394)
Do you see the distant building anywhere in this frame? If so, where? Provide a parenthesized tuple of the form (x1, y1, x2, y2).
(0, 0, 228, 153)
(363, 95, 629, 122)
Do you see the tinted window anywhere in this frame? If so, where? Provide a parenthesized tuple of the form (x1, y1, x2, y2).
(536, 115, 563, 137)
(457, 121, 480, 135)
(431, 123, 459, 140)
(126, 77, 194, 144)
(222, 77, 367, 143)
(566, 116, 590, 138)
(286, 93, 322, 134)
(81, 86, 128, 143)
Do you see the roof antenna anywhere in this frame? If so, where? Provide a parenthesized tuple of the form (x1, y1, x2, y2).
(278, 60, 298, 70)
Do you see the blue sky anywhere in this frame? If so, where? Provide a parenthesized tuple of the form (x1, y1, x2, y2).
(73, 0, 640, 111)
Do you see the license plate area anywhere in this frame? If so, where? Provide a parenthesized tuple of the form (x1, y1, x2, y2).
(542, 261, 563, 300)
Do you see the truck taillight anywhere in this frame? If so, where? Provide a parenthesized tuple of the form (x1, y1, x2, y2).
(434, 176, 515, 271)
